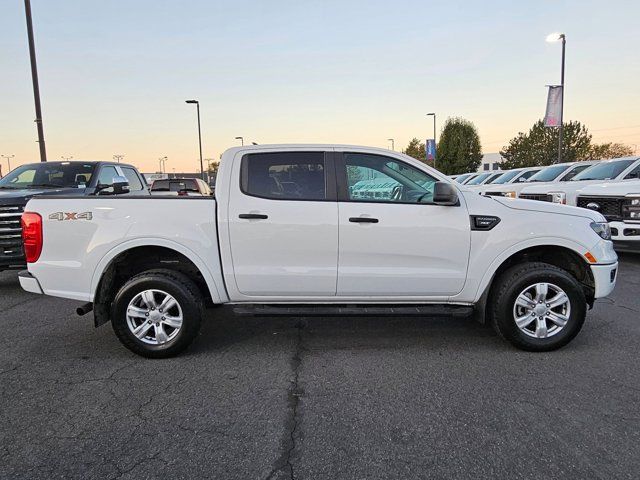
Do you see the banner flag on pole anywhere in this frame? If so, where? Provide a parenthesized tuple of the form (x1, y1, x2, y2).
(544, 86, 563, 127)
(426, 139, 436, 161)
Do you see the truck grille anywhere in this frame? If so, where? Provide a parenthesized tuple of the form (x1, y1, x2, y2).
(576, 196, 624, 221)
(520, 193, 552, 202)
(0, 205, 25, 264)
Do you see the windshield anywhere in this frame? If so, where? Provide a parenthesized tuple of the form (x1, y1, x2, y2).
(466, 172, 492, 185)
(489, 169, 522, 185)
(528, 164, 571, 182)
(0, 162, 96, 189)
(571, 159, 635, 181)
(454, 174, 472, 184)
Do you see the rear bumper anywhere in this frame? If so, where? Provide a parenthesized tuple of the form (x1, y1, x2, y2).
(590, 262, 618, 298)
(18, 270, 43, 295)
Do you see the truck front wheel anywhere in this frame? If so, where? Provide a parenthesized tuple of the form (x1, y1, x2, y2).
(111, 269, 203, 358)
(490, 262, 587, 352)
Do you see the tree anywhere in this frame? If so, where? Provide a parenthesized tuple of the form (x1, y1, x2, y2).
(403, 138, 426, 163)
(588, 142, 634, 160)
(500, 120, 592, 168)
(435, 117, 483, 175)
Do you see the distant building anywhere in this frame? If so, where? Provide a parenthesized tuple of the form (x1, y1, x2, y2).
(479, 153, 504, 172)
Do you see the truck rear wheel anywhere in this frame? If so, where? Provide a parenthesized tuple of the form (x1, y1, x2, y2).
(490, 262, 587, 351)
(111, 269, 203, 358)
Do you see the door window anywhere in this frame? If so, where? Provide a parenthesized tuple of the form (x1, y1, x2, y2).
(624, 164, 640, 180)
(121, 167, 144, 191)
(241, 152, 326, 200)
(343, 153, 437, 204)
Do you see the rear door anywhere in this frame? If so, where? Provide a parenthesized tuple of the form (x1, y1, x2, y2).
(227, 150, 338, 297)
(336, 152, 471, 297)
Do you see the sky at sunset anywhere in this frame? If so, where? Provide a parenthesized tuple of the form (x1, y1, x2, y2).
(1, 0, 639, 174)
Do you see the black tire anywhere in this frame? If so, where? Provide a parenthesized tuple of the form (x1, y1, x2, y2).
(489, 262, 587, 352)
(111, 269, 203, 358)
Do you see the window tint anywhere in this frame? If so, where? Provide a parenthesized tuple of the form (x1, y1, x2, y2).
(241, 152, 326, 200)
(466, 172, 492, 185)
(0, 162, 95, 189)
(490, 170, 521, 184)
(624, 165, 640, 180)
(121, 167, 144, 191)
(516, 169, 539, 182)
(528, 164, 569, 182)
(343, 153, 437, 204)
(97, 166, 118, 185)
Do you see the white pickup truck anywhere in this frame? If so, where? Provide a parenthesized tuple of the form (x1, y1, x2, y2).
(19, 145, 618, 357)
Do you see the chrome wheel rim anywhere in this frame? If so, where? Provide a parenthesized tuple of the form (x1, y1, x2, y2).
(512, 282, 571, 339)
(126, 289, 183, 345)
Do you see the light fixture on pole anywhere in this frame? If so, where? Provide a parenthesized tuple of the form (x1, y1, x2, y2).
(235, 136, 244, 146)
(387, 138, 395, 151)
(546, 33, 566, 163)
(113, 154, 124, 163)
(1, 154, 15, 171)
(426, 113, 437, 168)
(185, 100, 205, 180)
(61, 155, 73, 161)
(158, 156, 168, 173)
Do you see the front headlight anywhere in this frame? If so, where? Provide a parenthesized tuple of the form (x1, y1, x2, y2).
(623, 196, 640, 222)
(504, 191, 517, 198)
(590, 222, 612, 240)
(549, 192, 566, 204)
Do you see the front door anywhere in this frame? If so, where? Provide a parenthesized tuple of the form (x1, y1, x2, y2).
(227, 150, 338, 297)
(336, 152, 471, 297)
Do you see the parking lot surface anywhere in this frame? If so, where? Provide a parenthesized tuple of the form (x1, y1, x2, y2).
(1, 256, 639, 480)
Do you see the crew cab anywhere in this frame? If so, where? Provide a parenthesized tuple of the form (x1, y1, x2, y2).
(520, 157, 640, 205)
(18, 145, 618, 358)
(577, 180, 640, 253)
(481, 161, 597, 198)
(0, 161, 148, 272)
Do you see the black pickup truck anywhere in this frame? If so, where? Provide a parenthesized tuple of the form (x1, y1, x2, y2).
(0, 161, 148, 272)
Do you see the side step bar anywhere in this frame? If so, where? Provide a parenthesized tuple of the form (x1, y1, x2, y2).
(232, 304, 474, 318)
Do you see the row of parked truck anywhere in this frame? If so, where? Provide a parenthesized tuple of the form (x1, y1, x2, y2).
(452, 156, 640, 252)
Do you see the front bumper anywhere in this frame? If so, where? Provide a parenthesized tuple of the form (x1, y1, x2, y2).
(590, 262, 618, 298)
(18, 270, 43, 295)
(609, 221, 640, 253)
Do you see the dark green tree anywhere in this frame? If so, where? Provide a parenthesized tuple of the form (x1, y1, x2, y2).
(435, 117, 483, 175)
(500, 120, 592, 168)
(403, 138, 427, 164)
(588, 142, 634, 160)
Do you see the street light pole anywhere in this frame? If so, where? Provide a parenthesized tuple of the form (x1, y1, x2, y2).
(185, 100, 204, 180)
(1, 155, 15, 171)
(387, 138, 395, 151)
(427, 113, 437, 168)
(24, 0, 47, 162)
(113, 154, 124, 163)
(158, 156, 167, 173)
(61, 156, 73, 161)
(547, 33, 566, 163)
(235, 136, 244, 146)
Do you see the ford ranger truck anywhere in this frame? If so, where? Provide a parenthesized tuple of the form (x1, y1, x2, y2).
(577, 180, 640, 253)
(520, 156, 640, 205)
(0, 161, 149, 272)
(18, 145, 618, 358)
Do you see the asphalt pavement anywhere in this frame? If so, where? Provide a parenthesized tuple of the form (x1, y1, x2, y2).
(1, 255, 639, 479)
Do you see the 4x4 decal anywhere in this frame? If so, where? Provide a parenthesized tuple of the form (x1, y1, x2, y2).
(49, 212, 93, 221)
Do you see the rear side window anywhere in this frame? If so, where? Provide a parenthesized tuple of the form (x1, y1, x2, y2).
(624, 165, 640, 180)
(121, 167, 144, 191)
(241, 152, 326, 200)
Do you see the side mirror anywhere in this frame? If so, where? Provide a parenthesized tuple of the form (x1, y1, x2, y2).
(433, 181, 459, 206)
(96, 175, 130, 195)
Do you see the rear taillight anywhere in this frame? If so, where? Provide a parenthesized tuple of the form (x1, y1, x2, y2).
(21, 212, 43, 263)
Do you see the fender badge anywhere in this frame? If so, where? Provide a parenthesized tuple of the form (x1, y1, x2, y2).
(49, 212, 93, 221)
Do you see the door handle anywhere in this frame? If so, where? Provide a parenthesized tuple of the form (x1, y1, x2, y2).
(239, 213, 268, 220)
(349, 217, 378, 223)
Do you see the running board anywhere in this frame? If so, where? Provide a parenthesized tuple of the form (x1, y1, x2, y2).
(232, 304, 474, 318)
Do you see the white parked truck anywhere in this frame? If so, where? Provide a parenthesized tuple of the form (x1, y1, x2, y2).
(577, 180, 640, 253)
(19, 145, 618, 357)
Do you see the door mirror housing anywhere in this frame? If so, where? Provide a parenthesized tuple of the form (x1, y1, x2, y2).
(433, 181, 459, 206)
(96, 176, 130, 195)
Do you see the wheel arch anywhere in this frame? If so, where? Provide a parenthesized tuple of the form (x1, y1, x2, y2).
(91, 239, 227, 326)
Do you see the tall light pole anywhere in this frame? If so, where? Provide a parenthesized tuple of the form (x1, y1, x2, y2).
(235, 136, 244, 146)
(158, 156, 167, 173)
(24, 0, 47, 162)
(426, 113, 437, 168)
(185, 100, 204, 180)
(113, 154, 124, 163)
(546, 33, 566, 163)
(61, 155, 73, 161)
(1, 155, 15, 171)
(387, 138, 395, 151)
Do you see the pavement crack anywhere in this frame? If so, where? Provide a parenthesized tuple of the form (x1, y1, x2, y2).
(266, 320, 305, 480)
